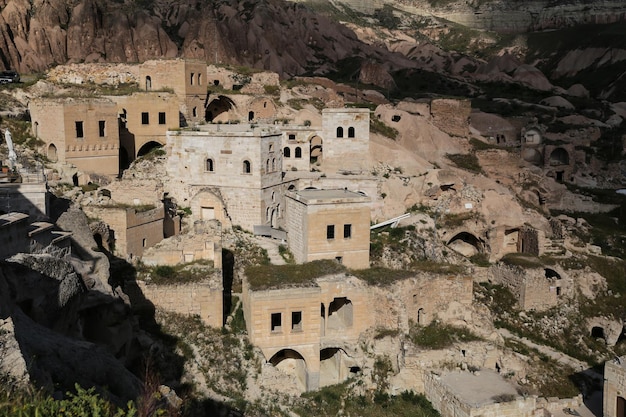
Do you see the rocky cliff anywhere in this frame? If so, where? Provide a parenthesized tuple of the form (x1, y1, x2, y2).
(0, 0, 405, 75)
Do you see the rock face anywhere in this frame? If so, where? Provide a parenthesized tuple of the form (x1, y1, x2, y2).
(0, 0, 402, 76)
(0, 209, 142, 403)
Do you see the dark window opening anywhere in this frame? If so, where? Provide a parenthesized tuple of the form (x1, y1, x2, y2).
(292, 311, 302, 331)
(392, 115, 401, 122)
(75, 121, 84, 138)
(158, 112, 166, 125)
(206, 158, 214, 172)
(327, 225, 335, 239)
(98, 120, 105, 137)
(337, 127, 343, 138)
(141, 112, 149, 125)
(243, 160, 251, 174)
(288, 134, 296, 141)
(344, 224, 352, 239)
(271, 312, 282, 332)
(348, 126, 355, 138)
(335, 256, 343, 264)
(295, 147, 302, 158)
(284, 147, 291, 158)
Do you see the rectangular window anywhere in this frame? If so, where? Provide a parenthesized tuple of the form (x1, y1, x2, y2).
(98, 120, 105, 137)
(288, 134, 296, 141)
(75, 121, 84, 138)
(271, 312, 282, 332)
(190, 72, 195, 85)
(292, 311, 302, 331)
(141, 112, 149, 125)
(158, 112, 166, 125)
(344, 224, 352, 239)
(327, 225, 335, 240)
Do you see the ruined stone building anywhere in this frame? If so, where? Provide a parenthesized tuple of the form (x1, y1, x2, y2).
(0, 212, 72, 260)
(242, 269, 473, 392)
(604, 356, 626, 417)
(30, 98, 120, 177)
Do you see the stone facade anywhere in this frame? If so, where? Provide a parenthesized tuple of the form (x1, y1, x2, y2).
(136, 279, 223, 328)
(242, 274, 374, 391)
(84, 205, 164, 259)
(321, 108, 370, 173)
(166, 125, 283, 231)
(604, 356, 626, 417)
(0, 182, 48, 220)
(30, 98, 120, 177)
(242, 271, 473, 392)
(285, 189, 370, 269)
(109, 92, 179, 161)
(138, 59, 208, 124)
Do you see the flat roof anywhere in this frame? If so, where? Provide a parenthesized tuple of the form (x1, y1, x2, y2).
(440, 370, 519, 407)
(288, 189, 370, 204)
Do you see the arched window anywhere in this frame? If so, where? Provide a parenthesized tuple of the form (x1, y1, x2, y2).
(206, 158, 214, 172)
(337, 127, 344, 138)
(272, 158, 276, 171)
(249, 111, 255, 121)
(266, 159, 270, 172)
(295, 147, 302, 159)
(145, 76, 152, 90)
(348, 127, 355, 138)
(284, 147, 291, 158)
(192, 107, 198, 118)
(243, 160, 251, 174)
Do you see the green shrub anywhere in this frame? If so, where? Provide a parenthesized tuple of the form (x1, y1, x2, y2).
(446, 153, 482, 174)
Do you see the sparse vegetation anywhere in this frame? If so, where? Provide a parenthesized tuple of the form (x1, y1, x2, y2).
(445, 153, 482, 174)
(138, 259, 217, 285)
(246, 259, 345, 290)
(409, 320, 481, 350)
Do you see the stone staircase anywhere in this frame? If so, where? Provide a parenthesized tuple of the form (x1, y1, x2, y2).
(252, 236, 286, 265)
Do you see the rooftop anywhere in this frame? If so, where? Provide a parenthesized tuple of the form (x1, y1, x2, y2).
(287, 189, 370, 204)
(172, 124, 282, 137)
(440, 370, 519, 407)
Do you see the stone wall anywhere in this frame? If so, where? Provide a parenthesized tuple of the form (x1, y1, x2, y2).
(166, 126, 284, 231)
(30, 98, 120, 177)
(490, 264, 566, 311)
(109, 92, 179, 159)
(321, 108, 370, 173)
(142, 219, 222, 267)
(0, 212, 29, 259)
(84, 205, 164, 258)
(604, 356, 626, 417)
(137, 279, 223, 327)
(0, 182, 48, 220)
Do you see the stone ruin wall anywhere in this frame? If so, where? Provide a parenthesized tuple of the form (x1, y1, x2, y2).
(489, 264, 561, 311)
(135, 280, 223, 328)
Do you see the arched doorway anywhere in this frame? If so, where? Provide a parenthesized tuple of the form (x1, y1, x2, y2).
(205, 96, 236, 122)
(269, 349, 308, 391)
(447, 232, 484, 257)
(319, 348, 357, 387)
(617, 396, 626, 417)
(550, 148, 569, 165)
(310, 136, 323, 164)
(137, 141, 163, 158)
(47, 144, 58, 162)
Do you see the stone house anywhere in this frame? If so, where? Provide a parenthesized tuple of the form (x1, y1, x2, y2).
(604, 356, 626, 417)
(166, 124, 284, 231)
(242, 272, 376, 391)
(320, 108, 370, 173)
(285, 189, 370, 269)
(109, 92, 179, 166)
(139, 59, 208, 124)
(30, 98, 120, 177)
